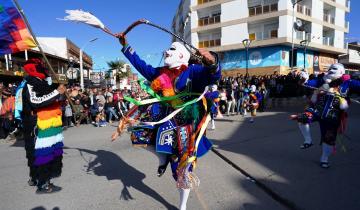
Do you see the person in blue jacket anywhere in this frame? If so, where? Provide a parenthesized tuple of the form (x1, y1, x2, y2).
(113, 33, 221, 210)
(291, 63, 360, 168)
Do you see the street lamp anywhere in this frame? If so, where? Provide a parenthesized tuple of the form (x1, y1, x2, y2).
(300, 39, 310, 72)
(67, 56, 77, 85)
(242, 38, 252, 77)
(80, 37, 98, 90)
(291, 0, 303, 71)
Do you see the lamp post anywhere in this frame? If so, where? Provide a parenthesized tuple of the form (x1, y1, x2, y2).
(242, 39, 252, 77)
(80, 38, 98, 90)
(291, 0, 303, 71)
(300, 39, 310, 72)
(67, 56, 76, 85)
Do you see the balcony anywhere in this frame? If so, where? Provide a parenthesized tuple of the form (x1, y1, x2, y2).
(197, 0, 216, 5)
(248, 3, 278, 17)
(198, 39, 221, 48)
(296, 31, 311, 41)
(347, 0, 351, 9)
(198, 14, 221, 27)
(323, 37, 334, 46)
(297, 4, 311, 16)
(323, 13, 335, 24)
(249, 29, 278, 41)
(345, 21, 349, 29)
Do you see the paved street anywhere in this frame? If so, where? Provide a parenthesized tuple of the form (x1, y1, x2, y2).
(0, 101, 359, 210)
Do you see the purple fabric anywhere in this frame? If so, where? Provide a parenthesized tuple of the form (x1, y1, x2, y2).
(34, 155, 54, 166)
(34, 148, 63, 166)
(53, 148, 63, 157)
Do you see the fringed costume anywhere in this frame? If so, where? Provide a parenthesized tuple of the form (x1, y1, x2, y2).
(18, 59, 64, 193)
(293, 63, 360, 168)
(118, 42, 221, 209)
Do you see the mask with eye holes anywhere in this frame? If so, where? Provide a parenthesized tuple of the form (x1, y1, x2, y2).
(164, 42, 191, 69)
(323, 63, 345, 84)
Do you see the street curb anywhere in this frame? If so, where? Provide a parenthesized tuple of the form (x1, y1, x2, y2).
(211, 148, 302, 210)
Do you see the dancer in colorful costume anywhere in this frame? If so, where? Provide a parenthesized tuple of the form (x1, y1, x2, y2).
(206, 84, 220, 130)
(16, 58, 66, 193)
(246, 85, 259, 123)
(291, 63, 360, 168)
(112, 33, 221, 210)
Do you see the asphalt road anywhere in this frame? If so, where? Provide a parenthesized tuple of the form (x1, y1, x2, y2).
(0, 101, 359, 210)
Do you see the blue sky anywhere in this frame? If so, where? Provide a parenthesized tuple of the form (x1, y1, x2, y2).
(18, 0, 360, 71)
(18, 0, 181, 71)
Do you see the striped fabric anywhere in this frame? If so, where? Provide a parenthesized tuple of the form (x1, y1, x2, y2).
(34, 104, 63, 166)
(0, 0, 36, 55)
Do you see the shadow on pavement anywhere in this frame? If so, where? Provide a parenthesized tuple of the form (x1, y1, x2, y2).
(31, 207, 60, 210)
(74, 148, 177, 210)
(209, 103, 360, 210)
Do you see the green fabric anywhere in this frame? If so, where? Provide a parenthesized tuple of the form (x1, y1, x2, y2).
(124, 79, 201, 108)
(37, 127, 62, 138)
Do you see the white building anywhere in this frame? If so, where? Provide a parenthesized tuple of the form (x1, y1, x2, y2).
(339, 42, 360, 74)
(173, 0, 351, 75)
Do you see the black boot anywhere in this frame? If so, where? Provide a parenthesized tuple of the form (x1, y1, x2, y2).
(28, 178, 37, 186)
(36, 181, 62, 194)
(157, 156, 170, 177)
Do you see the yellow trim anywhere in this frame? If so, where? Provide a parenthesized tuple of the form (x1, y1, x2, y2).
(37, 116, 62, 130)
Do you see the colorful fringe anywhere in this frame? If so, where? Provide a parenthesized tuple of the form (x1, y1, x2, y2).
(34, 104, 64, 166)
(150, 65, 187, 107)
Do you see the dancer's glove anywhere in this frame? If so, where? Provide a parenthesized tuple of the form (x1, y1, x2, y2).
(115, 33, 128, 46)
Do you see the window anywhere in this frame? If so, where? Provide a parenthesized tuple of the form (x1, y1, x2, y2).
(249, 7, 256, 16)
(255, 6, 262, 15)
(249, 33, 256, 41)
(263, 5, 270, 13)
(270, 30, 278, 38)
(215, 39, 221, 46)
(270, 3, 278, 11)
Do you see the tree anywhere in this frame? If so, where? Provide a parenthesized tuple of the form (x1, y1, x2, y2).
(107, 60, 131, 82)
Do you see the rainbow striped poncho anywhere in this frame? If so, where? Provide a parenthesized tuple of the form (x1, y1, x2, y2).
(34, 103, 64, 166)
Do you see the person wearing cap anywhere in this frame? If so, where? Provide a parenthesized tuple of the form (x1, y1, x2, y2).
(17, 58, 66, 193)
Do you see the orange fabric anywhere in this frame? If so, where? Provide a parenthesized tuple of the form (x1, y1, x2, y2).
(37, 103, 62, 120)
(0, 96, 15, 116)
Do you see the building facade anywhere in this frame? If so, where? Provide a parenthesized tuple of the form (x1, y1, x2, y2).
(339, 42, 360, 74)
(0, 37, 93, 85)
(173, 0, 350, 76)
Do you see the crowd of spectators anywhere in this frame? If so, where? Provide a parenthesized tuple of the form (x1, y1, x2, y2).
(216, 72, 307, 115)
(1, 71, 360, 140)
(62, 85, 148, 128)
(0, 80, 149, 140)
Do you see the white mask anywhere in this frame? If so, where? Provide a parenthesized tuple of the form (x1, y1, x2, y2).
(211, 84, 218, 91)
(45, 77, 52, 85)
(164, 42, 190, 69)
(323, 63, 345, 84)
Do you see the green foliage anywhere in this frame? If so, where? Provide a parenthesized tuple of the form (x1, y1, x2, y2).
(106, 60, 131, 81)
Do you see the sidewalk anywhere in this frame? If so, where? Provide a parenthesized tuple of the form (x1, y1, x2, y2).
(208, 103, 360, 210)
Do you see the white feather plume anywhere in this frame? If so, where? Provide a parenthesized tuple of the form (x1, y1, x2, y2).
(59, 10, 105, 29)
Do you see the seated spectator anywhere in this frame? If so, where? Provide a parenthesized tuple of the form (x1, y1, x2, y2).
(73, 99, 87, 126)
(104, 96, 119, 123)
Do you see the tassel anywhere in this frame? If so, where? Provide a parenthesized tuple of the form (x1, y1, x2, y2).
(59, 10, 105, 29)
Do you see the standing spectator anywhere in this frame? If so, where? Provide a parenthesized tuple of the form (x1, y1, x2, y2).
(64, 100, 73, 127)
(236, 82, 245, 115)
(226, 85, 235, 116)
(219, 88, 227, 114)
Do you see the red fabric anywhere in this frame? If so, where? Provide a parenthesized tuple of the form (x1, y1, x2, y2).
(341, 74, 351, 82)
(23, 58, 47, 79)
